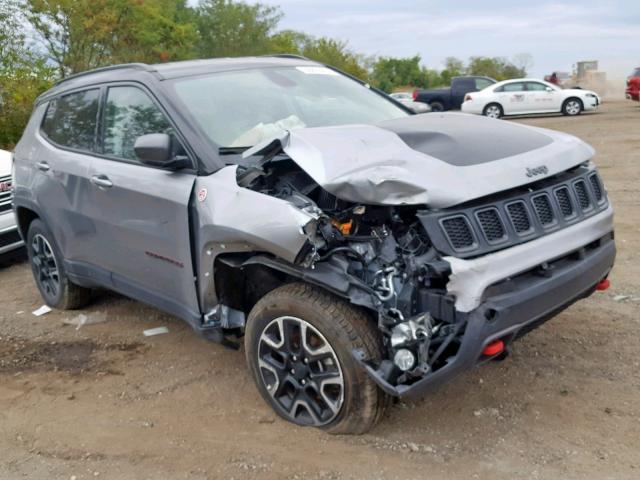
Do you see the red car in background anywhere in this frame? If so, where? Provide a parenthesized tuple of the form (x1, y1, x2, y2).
(626, 67, 640, 101)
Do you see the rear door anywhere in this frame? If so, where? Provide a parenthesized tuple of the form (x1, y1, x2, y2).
(525, 81, 560, 113)
(36, 89, 104, 277)
(497, 82, 527, 114)
(86, 84, 200, 321)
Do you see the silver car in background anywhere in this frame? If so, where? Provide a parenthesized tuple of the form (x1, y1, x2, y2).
(390, 92, 431, 113)
(0, 149, 23, 256)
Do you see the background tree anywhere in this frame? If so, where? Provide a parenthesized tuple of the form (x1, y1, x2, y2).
(26, 0, 198, 77)
(512, 53, 534, 76)
(439, 56, 465, 84)
(466, 56, 526, 80)
(196, 0, 281, 57)
(0, 0, 54, 148)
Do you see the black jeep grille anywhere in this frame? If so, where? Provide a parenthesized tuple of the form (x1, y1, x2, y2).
(589, 173, 603, 202)
(555, 187, 574, 218)
(417, 167, 609, 258)
(476, 208, 505, 242)
(506, 201, 532, 234)
(0, 174, 13, 214)
(441, 216, 475, 249)
(574, 180, 591, 210)
(532, 194, 555, 226)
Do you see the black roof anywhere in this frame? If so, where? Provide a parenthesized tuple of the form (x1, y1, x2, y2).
(39, 55, 320, 102)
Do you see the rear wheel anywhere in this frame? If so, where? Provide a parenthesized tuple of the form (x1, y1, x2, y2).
(562, 98, 583, 116)
(483, 103, 504, 119)
(429, 101, 444, 112)
(245, 282, 388, 434)
(27, 219, 91, 309)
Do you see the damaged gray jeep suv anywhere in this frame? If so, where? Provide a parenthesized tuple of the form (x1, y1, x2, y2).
(13, 56, 615, 433)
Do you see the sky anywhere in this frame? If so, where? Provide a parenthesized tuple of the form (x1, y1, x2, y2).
(259, 0, 640, 80)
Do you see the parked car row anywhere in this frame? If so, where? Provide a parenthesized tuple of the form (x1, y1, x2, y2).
(10, 56, 615, 433)
(413, 76, 496, 111)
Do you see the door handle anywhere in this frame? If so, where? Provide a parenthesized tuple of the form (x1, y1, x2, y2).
(91, 175, 113, 189)
(36, 161, 50, 172)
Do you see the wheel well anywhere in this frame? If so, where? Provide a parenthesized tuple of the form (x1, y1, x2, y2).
(16, 207, 39, 240)
(484, 102, 502, 111)
(563, 96, 583, 107)
(214, 258, 295, 315)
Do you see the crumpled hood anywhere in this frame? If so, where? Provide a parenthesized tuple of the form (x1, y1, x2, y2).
(245, 113, 594, 208)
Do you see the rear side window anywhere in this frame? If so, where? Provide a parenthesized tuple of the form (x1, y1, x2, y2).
(41, 89, 100, 151)
(631, 68, 640, 77)
(500, 82, 525, 92)
(102, 86, 173, 161)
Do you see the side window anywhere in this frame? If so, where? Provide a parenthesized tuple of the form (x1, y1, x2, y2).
(41, 89, 100, 151)
(475, 78, 494, 91)
(502, 82, 525, 92)
(103, 86, 175, 161)
(526, 82, 549, 91)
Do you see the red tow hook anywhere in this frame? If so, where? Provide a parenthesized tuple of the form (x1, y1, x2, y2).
(482, 339, 505, 357)
(596, 278, 610, 291)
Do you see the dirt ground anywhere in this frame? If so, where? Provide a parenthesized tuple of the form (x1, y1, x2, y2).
(1, 100, 639, 480)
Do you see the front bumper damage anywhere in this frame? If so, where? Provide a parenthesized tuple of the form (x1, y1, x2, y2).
(355, 206, 615, 398)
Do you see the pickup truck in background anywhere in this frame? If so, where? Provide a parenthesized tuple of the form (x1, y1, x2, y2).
(413, 76, 496, 111)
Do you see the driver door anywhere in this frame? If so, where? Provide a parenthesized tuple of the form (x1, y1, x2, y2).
(525, 82, 560, 113)
(86, 84, 200, 320)
(498, 82, 527, 114)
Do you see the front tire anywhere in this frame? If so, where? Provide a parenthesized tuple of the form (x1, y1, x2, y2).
(245, 283, 389, 434)
(562, 98, 583, 116)
(26, 219, 91, 309)
(483, 103, 504, 118)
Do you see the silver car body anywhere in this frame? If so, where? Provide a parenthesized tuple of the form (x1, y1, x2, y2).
(12, 57, 615, 397)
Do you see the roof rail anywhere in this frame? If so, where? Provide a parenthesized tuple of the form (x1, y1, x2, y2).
(261, 54, 312, 61)
(54, 63, 150, 86)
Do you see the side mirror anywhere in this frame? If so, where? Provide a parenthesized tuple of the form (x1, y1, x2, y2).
(134, 133, 189, 169)
(545, 87, 554, 92)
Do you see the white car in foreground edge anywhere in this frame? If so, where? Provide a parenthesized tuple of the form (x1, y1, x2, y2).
(461, 78, 600, 119)
(0, 149, 23, 256)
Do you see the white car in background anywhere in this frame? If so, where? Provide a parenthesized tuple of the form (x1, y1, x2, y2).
(389, 92, 432, 113)
(461, 79, 600, 119)
(0, 149, 23, 256)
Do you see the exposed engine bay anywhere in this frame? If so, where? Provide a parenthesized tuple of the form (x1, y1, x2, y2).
(237, 156, 460, 388)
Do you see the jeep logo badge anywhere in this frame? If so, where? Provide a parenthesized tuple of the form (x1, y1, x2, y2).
(526, 166, 549, 178)
(0, 181, 11, 193)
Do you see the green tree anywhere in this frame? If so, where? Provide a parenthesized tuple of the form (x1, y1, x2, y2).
(301, 38, 368, 79)
(0, 0, 54, 149)
(371, 55, 425, 92)
(26, 0, 198, 77)
(440, 56, 465, 85)
(466, 56, 525, 81)
(196, 0, 282, 57)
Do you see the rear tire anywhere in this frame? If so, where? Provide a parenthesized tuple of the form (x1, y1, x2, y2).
(245, 282, 389, 434)
(483, 103, 504, 119)
(429, 101, 444, 112)
(26, 219, 91, 310)
(562, 98, 583, 116)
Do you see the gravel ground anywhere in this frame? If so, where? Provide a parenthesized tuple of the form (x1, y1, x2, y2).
(1, 100, 638, 480)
